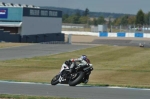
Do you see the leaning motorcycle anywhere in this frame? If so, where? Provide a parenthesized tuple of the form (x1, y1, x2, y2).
(51, 62, 93, 86)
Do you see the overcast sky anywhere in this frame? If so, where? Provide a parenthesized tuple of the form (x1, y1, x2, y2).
(2, 0, 150, 14)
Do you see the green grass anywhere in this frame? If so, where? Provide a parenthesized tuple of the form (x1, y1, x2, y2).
(0, 45, 150, 88)
(0, 94, 77, 99)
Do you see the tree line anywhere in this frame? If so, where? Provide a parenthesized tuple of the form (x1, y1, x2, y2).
(62, 8, 150, 26)
(113, 9, 150, 26)
(62, 8, 106, 26)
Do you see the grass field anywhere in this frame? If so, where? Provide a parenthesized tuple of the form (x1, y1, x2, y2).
(0, 94, 76, 99)
(0, 45, 150, 88)
(0, 42, 30, 48)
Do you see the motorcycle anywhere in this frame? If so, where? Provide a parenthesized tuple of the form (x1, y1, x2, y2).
(51, 62, 93, 86)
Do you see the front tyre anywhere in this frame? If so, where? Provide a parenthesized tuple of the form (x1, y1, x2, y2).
(51, 75, 60, 85)
(69, 71, 85, 86)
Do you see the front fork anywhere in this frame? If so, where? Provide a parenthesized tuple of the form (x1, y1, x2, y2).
(58, 72, 70, 82)
(58, 76, 63, 82)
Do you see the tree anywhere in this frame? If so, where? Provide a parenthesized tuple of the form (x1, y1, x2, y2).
(74, 10, 81, 24)
(83, 8, 90, 25)
(79, 16, 88, 24)
(75, 9, 81, 17)
(144, 12, 150, 25)
(136, 9, 145, 25)
(147, 12, 150, 25)
(83, 8, 89, 16)
(120, 15, 128, 26)
(72, 15, 80, 24)
(128, 16, 136, 25)
(113, 18, 121, 25)
(93, 18, 98, 26)
(108, 16, 112, 27)
(97, 16, 106, 24)
(62, 14, 69, 23)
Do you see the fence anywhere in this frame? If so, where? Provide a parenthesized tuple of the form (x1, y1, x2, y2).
(62, 24, 150, 33)
(110, 25, 150, 33)
(62, 31, 150, 38)
(62, 23, 91, 32)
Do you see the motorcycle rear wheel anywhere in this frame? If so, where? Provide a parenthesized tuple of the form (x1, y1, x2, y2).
(69, 71, 85, 86)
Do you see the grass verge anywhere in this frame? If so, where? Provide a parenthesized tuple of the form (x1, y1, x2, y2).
(0, 94, 77, 99)
(0, 45, 150, 88)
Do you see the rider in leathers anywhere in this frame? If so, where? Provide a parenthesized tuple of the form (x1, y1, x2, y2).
(65, 55, 91, 84)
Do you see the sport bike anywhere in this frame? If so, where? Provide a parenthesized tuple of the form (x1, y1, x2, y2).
(51, 62, 93, 86)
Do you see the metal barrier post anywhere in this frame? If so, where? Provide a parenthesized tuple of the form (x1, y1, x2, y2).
(68, 34, 72, 44)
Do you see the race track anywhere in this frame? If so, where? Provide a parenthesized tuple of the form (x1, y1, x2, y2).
(0, 44, 95, 61)
(0, 39, 150, 99)
(75, 39, 150, 47)
(0, 81, 150, 99)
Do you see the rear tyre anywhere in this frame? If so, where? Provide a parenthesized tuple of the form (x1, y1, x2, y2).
(51, 75, 60, 85)
(69, 71, 85, 86)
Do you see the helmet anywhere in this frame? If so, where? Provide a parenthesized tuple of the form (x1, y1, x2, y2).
(80, 55, 87, 60)
(80, 55, 90, 63)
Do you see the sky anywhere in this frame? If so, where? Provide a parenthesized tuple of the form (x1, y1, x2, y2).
(1, 0, 150, 14)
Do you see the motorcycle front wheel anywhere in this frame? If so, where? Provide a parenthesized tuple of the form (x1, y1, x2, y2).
(69, 71, 85, 86)
(51, 75, 60, 85)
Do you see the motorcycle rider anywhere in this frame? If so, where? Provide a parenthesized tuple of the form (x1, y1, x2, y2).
(65, 55, 91, 84)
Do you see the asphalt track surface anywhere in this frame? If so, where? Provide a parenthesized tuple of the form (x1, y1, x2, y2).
(0, 44, 95, 61)
(78, 39, 150, 48)
(0, 40, 150, 99)
(0, 81, 150, 99)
